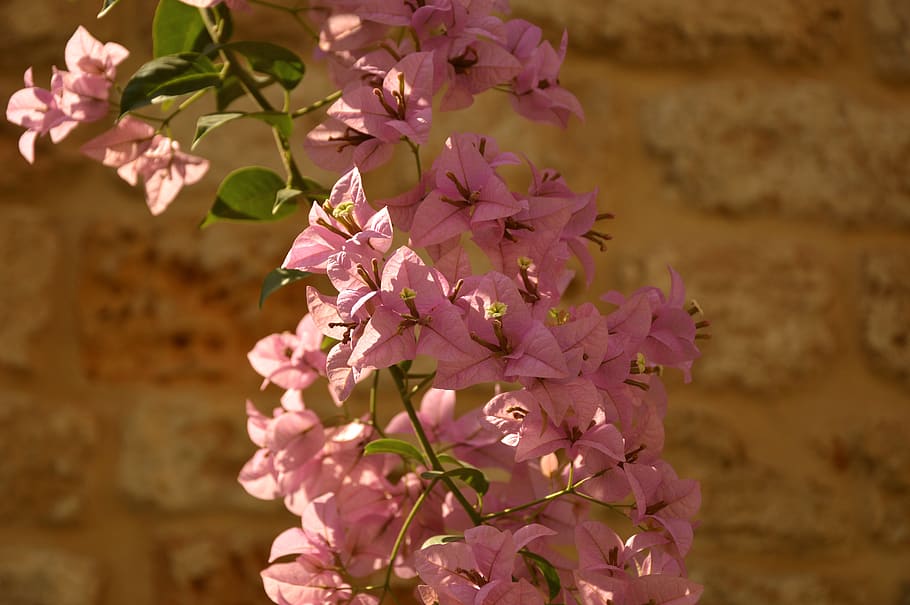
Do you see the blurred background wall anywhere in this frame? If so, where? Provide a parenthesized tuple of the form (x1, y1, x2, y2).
(1, 0, 909, 603)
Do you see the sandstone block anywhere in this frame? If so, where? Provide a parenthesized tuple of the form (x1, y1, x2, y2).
(509, 0, 845, 63)
(0, 207, 57, 369)
(663, 406, 747, 478)
(2, 1, 64, 63)
(0, 391, 95, 523)
(643, 81, 910, 227)
(698, 463, 851, 553)
(691, 565, 863, 605)
(79, 219, 309, 383)
(154, 528, 276, 605)
(823, 417, 910, 545)
(0, 548, 100, 605)
(867, 0, 910, 81)
(861, 250, 910, 388)
(617, 244, 837, 392)
(119, 393, 276, 512)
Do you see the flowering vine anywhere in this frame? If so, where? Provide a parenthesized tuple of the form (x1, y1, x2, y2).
(8, 1, 710, 603)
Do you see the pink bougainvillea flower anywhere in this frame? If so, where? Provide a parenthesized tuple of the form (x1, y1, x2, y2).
(83, 117, 207, 214)
(603, 267, 701, 381)
(54, 27, 128, 122)
(575, 569, 703, 605)
(415, 523, 554, 605)
(6, 68, 76, 163)
(115, 135, 209, 215)
(574, 520, 703, 604)
(63, 25, 129, 79)
(438, 37, 522, 111)
(7, 26, 129, 164)
(283, 167, 392, 275)
(80, 116, 156, 167)
(410, 134, 524, 247)
(308, 52, 434, 173)
(305, 286, 370, 403)
(503, 20, 583, 128)
(436, 272, 569, 389)
(347, 246, 478, 371)
(329, 51, 434, 144)
(177, 0, 251, 10)
(247, 314, 327, 391)
(483, 379, 625, 464)
(410, 0, 520, 110)
(317, 12, 387, 57)
(548, 303, 610, 377)
(304, 117, 394, 173)
(238, 402, 325, 501)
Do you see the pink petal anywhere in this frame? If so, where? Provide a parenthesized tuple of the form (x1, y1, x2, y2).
(465, 525, 514, 582)
(269, 527, 308, 562)
(18, 130, 37, 164)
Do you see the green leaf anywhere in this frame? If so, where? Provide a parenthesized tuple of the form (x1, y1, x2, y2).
(215, 75, 245, 111)
(320, 335, 338, 353)
(364, 438, 426, 465)
(421, 467, 489, 495)
(193, 111, 293, 148)
(259, 267, 310, 307)
(220, 41, 305, 90)
(153, 0, 207, 57)
(436, 453, 464, 467)
(420, 534, 463, 549)
(120, 53, 221, 115)
(98, 0, 122, 17)
(274, 188, 302, 213)
(201, 167, 296, 227)
(522, 551, 562, 601)
(152, 1, 233, 56)
(293, 177, 330, 203)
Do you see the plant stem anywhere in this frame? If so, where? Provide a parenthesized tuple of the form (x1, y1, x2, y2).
(377, 478, 437, 604)
(292, 89, 342, 118)
(481, 486, 571, 521)
(387, 365, 483, 525)
(406, 139, 422, 182)
(571, 490, 636, 519)
(370, 371, 385, 437)
(481, 465, 634, 523)
(200, 8, 307, 189)
(160, 87, 210, 129)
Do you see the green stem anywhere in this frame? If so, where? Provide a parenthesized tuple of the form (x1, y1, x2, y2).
(377, 478, 437, 604)
(409, 372, 435, 399)
(571, 490, 636, 519)
(200, 8, 307, 189)
(481, 465, 634, 523)
(127, 112, 165, 124)
(406, 139, 422, 182)
(387, 365, 483, 525)
(481, 486, 571, 521)
(291, 89, 342, 118)
(160, 87, 210, 128)
(370, 371, 385, 437)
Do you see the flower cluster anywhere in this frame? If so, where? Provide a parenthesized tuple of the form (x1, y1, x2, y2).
(5, 27, 209, 215)
(8, 2, 708, 604)
(244, 154, 708, 602)
(6, 26, 127, 163)
(80, 117, 210, 215)
(303, 0, 583, 173)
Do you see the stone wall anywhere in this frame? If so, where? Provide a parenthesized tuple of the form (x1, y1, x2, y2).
(1, 0, 908, 603)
